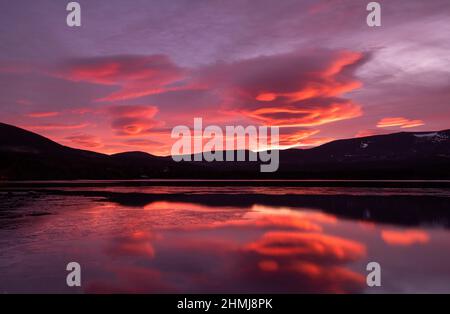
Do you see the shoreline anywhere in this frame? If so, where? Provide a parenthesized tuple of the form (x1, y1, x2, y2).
(1, 179, 450, 188)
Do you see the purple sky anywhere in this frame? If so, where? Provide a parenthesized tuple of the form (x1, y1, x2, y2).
(1, 0, 449, 155)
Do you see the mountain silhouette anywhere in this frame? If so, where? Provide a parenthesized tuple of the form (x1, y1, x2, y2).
(0, 122, 449, 180)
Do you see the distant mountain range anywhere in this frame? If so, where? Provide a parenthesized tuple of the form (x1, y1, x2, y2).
(0, 122, 449, 180)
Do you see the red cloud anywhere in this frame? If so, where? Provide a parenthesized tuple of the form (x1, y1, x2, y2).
(26, 111, 59, 118)
(65, 134, 103, 148)
(109, 105, 163, 136)
(377, 117, 424, 128)
(0, 61, 36, 74)
(243, 98, 361, 127)
(276, 129, 334, 148)
(16, 99, 33, 106)
(296, 136, 335, 147)
(355, 128, 393, 138)
(70, 107, 96, 115)
(121, 139, 163, 147)
(254, 52, 362, 103)
(60, 55, 185, 102)
(24, 123, 88, 131)
(278, 129, 321, 147)
(196, 50, 366, 127)
(5, 50, 369, 156)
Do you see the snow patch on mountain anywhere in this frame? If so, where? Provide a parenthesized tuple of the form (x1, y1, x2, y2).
(360, 142, 369, 149)
(414, 132, 449, 143)
(414, 132, 438, 138)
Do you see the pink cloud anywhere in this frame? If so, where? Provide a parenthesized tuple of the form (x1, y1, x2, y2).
(275, 129, 335, 148)
(26, 111, 59, 118)
(195, 50, 366, 128)
(120, 138, 164, 147)
(243, 99, 362, 127)
(65, 134, 103, 148)
(355, 128, 394, 138)
(24, 123, 88, 131)
(16, 99, 33, 106)
(377, 117, 425, 129)
(109, 105, 163, 136)
(59, 55, 185, 102)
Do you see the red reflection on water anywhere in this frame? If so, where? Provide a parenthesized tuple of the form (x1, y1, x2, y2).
(245, 231, 366, 261)
(288, 261, 365, 293)
(86, 266, 175, 293)
(358, 221, 376, 230)
(223, 205, 337, 231)
(381, 229, 430, 246)
(89, 203, 367, 293)
(216, 214, 323, 231)
(258, 260, 279, 272)
(2, 189, 450, 293)
(79, 205, 367, 293)
(106, 230, 157, 258)
(21, 199, 366, 293)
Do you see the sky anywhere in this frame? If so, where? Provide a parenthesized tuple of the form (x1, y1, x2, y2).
(0, 0, 449, 155)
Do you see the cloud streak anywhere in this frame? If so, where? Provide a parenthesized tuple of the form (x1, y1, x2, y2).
(109, 105, 162, 136)
(377, 117, 425, 129)
(194, 50, 366, 128)
(59, 55, 186, 102)
(65, 134, 103, 148)
(26, 111, 59, 118)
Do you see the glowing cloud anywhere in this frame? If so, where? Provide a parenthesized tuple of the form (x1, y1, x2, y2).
(243, 99, 362, 127)
(195, 50, 366, 128)
(278, 129, 321, 148)
(377, 117, 425, 129)
(26, 111, 59, 118)
(109, 105, 162, 136)
(24, 123, 88, 131)
(60, 55, 185, 102)
(65, 134, 103, 148)
(355, 129, 393, 138)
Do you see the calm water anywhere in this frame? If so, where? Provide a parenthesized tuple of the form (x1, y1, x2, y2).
(0, 184, 449, 293)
